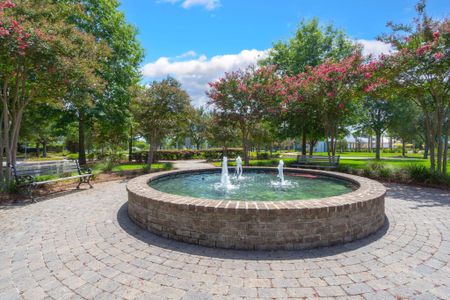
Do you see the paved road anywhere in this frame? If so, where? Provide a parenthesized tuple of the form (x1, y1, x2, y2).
(0, 163, 449, 299)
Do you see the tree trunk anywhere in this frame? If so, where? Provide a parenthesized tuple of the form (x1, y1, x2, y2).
(42, 140, 47, 158)
(78, 110, 86, 165)
(443, 123, 449, 175)
(309, 139, 317, 156)
(128, 125, 133, 162)
(36, 142, 40, 158)
(240, 124, 250, 166)
(375, 132, 381, 160)
(402, 140, 406, 158)
(389, 137, 393, 151)
(423, 144, 429, 159)
(368, 136, 372, 152)
(147, 143, 158, 171)
(242, 138, 249, 166)
(301, 130, 307, 155)
(2, 103, 11, 184)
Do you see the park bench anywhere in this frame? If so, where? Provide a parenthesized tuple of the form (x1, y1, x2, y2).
(290, 155, 340, 169)
(10, 160, 93, 201)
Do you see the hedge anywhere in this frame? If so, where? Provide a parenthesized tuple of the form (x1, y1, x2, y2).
(131, 148, 244, 163)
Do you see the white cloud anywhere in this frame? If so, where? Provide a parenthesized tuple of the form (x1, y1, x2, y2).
(357, 39, 393, 57)
(142, 49, 269, 106)
(161, 0, 220, 10)
(176, 50, 197, 59)
(141, 40, 390, 107)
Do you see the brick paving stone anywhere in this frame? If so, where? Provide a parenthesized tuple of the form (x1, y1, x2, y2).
(315, 285, 347, 297)
(0, 161, 449, 299)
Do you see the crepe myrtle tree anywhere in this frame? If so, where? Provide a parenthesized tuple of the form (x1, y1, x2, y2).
(366, 0, 450, 174)
(278, 72, 326, 156)
(303, 52, 364, 157)
(207, 66, 281, 166)
(0, 0, 105, 187)
(131, 77, 191, 172)
(262, 18, 356, 155)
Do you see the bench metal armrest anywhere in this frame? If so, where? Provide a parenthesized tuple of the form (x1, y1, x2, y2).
(16, 175, 35, 186)
(80, 168, 92, 175)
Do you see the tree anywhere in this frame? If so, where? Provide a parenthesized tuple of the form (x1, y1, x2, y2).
(0, 0, 104, 187)
(20, 102, 62, 158)
(262, 18, 355, 75)
(207, 112, 238, 152)
(375, 0, 450, 174)
(389, 99, 423, 157)
(186, 107, 209, 149)
(358, 98, 395, 160)
(131, 78, 191, 171)
(305, 53, 364, 157)
(60, 0, 143, 165)
(207, 66, 280, 165)
(262, 18, 356, 155)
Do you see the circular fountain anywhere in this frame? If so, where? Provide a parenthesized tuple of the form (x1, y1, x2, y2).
(127, 158, 386, 250)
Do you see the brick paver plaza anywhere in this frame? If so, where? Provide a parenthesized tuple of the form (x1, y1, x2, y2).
(1, 165, 449, 299)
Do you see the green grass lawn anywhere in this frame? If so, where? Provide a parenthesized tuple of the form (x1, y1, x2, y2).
(289, 151, 425, 159)
(213, 157, 450, 175)
(91, 162, 172, 174)
(110, 163, 169, 172)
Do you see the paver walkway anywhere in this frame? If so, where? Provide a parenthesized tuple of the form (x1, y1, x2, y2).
(0, 162, 449, 299)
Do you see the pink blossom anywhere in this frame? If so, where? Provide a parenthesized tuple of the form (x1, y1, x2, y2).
(416, 44, 431, 55)
(0, 26, 9, 36)
(434, 52, 443, 60)
(433, 31, 440, 40)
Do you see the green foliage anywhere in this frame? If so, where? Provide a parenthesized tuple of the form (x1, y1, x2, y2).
(131, 77, 192, 168)
(405, 164, 431, 182)
(262, 18, 356, 75)
(66, 153, 79, 160)
(131, 148, 244, 162)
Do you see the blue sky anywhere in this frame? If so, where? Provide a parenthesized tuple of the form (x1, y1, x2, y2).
(120, 0, 449, 105)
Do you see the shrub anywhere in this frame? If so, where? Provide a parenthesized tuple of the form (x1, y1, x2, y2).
(256, 152, 270, 160)
(377, 167, 392, 179)
(362, 166, 373, 178)
(131, 148, 244, 162)
(66, 153, 79, 160)
(96, 160, 115, 173)
(405, 164, 431, 182)
(142, 164, 151, 173)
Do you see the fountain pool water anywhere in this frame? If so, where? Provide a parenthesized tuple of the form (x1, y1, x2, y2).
(149, 169, 354, 201)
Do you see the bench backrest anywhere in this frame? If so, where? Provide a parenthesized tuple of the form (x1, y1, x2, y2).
(296, 155, 340, 164)
(12, 160, 81, 178)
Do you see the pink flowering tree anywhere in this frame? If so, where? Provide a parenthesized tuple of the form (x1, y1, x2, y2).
(306, 52, 364, 157)
(277, 72, 325, 155)
(0, 1, 107, 186)
(374, 1, 450, 174)
(207, 66, 281, 165)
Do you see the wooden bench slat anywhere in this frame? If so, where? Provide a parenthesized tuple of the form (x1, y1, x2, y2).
(10, 160, 93, 200)
(31, 174, 92, 185)
(293, 155, 340, 169)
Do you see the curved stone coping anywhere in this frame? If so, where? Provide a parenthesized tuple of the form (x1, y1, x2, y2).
(128, 167, 383, 209)
(127, 167, 386, 250)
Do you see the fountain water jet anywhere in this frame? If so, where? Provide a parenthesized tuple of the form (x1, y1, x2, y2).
(220, 156, 233, 189)
(235, 156, 243, 179)
(277, 160, 286, 185)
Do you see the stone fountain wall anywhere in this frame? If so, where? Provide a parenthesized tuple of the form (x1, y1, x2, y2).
(127, 168, 386, 250)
